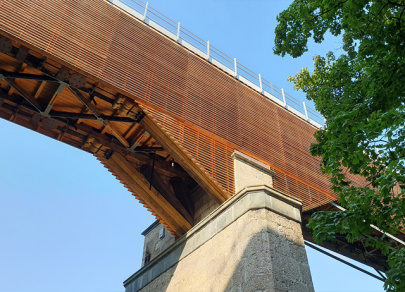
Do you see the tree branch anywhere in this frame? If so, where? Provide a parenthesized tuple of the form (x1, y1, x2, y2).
(387, 0, 405, 7)
(312, 0, 348, 20)
(371, 2, 390, 21)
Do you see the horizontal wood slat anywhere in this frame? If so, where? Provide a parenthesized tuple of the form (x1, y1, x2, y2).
(0, 0, 362, 212)
(99, 152, 192, 237)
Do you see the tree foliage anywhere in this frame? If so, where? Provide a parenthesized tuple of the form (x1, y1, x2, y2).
(274, 0, 405, 290)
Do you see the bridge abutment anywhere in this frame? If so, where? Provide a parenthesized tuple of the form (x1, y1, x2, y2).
(124, 183, 314, 292)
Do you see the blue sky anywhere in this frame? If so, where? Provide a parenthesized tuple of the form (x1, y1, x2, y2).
(0, 1, 385, 291)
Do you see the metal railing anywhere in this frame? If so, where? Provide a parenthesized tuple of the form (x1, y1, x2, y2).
(110, 0, 325, 128)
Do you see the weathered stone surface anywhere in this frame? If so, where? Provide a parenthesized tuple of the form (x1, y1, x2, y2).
(232, 151, 274, 193)
(140, 186, 219, 268)
(190, 187, 219, 224)
(141, 223, 176, 267)
(125, 187, 314, 292)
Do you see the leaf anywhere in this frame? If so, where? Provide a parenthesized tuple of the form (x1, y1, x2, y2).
(275, 0, 405, 289)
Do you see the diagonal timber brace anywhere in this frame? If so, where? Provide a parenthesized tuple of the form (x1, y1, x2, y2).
(69, 86, 130, 148)
(99, 152, 192, 237)
(140, 109, 230, 204)
(3, 78, 45, 113)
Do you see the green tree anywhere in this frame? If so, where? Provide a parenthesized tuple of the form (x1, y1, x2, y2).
(274, 0, 405, 290)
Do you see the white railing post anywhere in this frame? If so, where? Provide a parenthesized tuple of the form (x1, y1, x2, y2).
(234, 58, 237, 77)
(258, 73, 263, 93)
(176, 22, 181, 42)
(303, 101, 309, 121)
(281, 88, 287, 107)
(143, 2, 149, 22)
(107, 0, 326, 129)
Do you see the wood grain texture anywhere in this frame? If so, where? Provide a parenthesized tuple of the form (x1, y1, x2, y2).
(0, 0, 356, 213)
(99, 152, 192, 237)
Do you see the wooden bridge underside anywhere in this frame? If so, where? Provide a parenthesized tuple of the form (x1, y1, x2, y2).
(0, 0, 402, 274)
(0, 33, 397, 276)
(0, 35, 230, 237)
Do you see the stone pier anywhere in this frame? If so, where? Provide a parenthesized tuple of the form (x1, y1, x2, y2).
(124, 185, 315, 292)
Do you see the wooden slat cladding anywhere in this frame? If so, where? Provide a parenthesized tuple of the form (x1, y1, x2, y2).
(98, 152, 192, 237)
(0, 0, 349, 210)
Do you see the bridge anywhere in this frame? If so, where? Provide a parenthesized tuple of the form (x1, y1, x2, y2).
(0, 0, 396, 290)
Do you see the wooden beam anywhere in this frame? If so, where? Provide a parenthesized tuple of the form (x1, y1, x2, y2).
(127, 129, 146, 151)
(123, 123, 138, 139)
(5, 63, 27, 95)
(43, 82, 67, 116)
(99, 152, 192, 236)
(141, 164, 194, 225)
(101, 108, 120, 134)
(4, 78, 44, 113)
(140, 109, 230, 203)
(34, 81, 47, 98)
(0, 85, 191, 181)
(69, 86, 130, 148)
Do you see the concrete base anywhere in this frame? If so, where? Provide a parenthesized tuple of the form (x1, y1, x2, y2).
(124, 185, 314, 292)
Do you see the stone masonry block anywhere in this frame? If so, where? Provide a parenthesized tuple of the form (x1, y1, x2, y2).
(126, 186, 314, 292)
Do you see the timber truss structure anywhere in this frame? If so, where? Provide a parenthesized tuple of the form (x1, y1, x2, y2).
(0, 7, 403, 279)
(0, 34, 229, 238)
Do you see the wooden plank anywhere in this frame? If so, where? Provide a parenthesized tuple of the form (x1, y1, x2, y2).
(0, 0, 340, 210)
(34, 81, 46, 98)
(43, 82, 67, 116)
(6, 63, 27, 95)
(140, 110, 230, 203)
(69, 87, 130, 148)
(141, 164, 194, 225)
(4, 78, 44, 112)
(100, 152, 192, 236)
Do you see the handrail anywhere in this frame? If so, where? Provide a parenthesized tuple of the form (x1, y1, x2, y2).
(109, 0, 325, 128)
